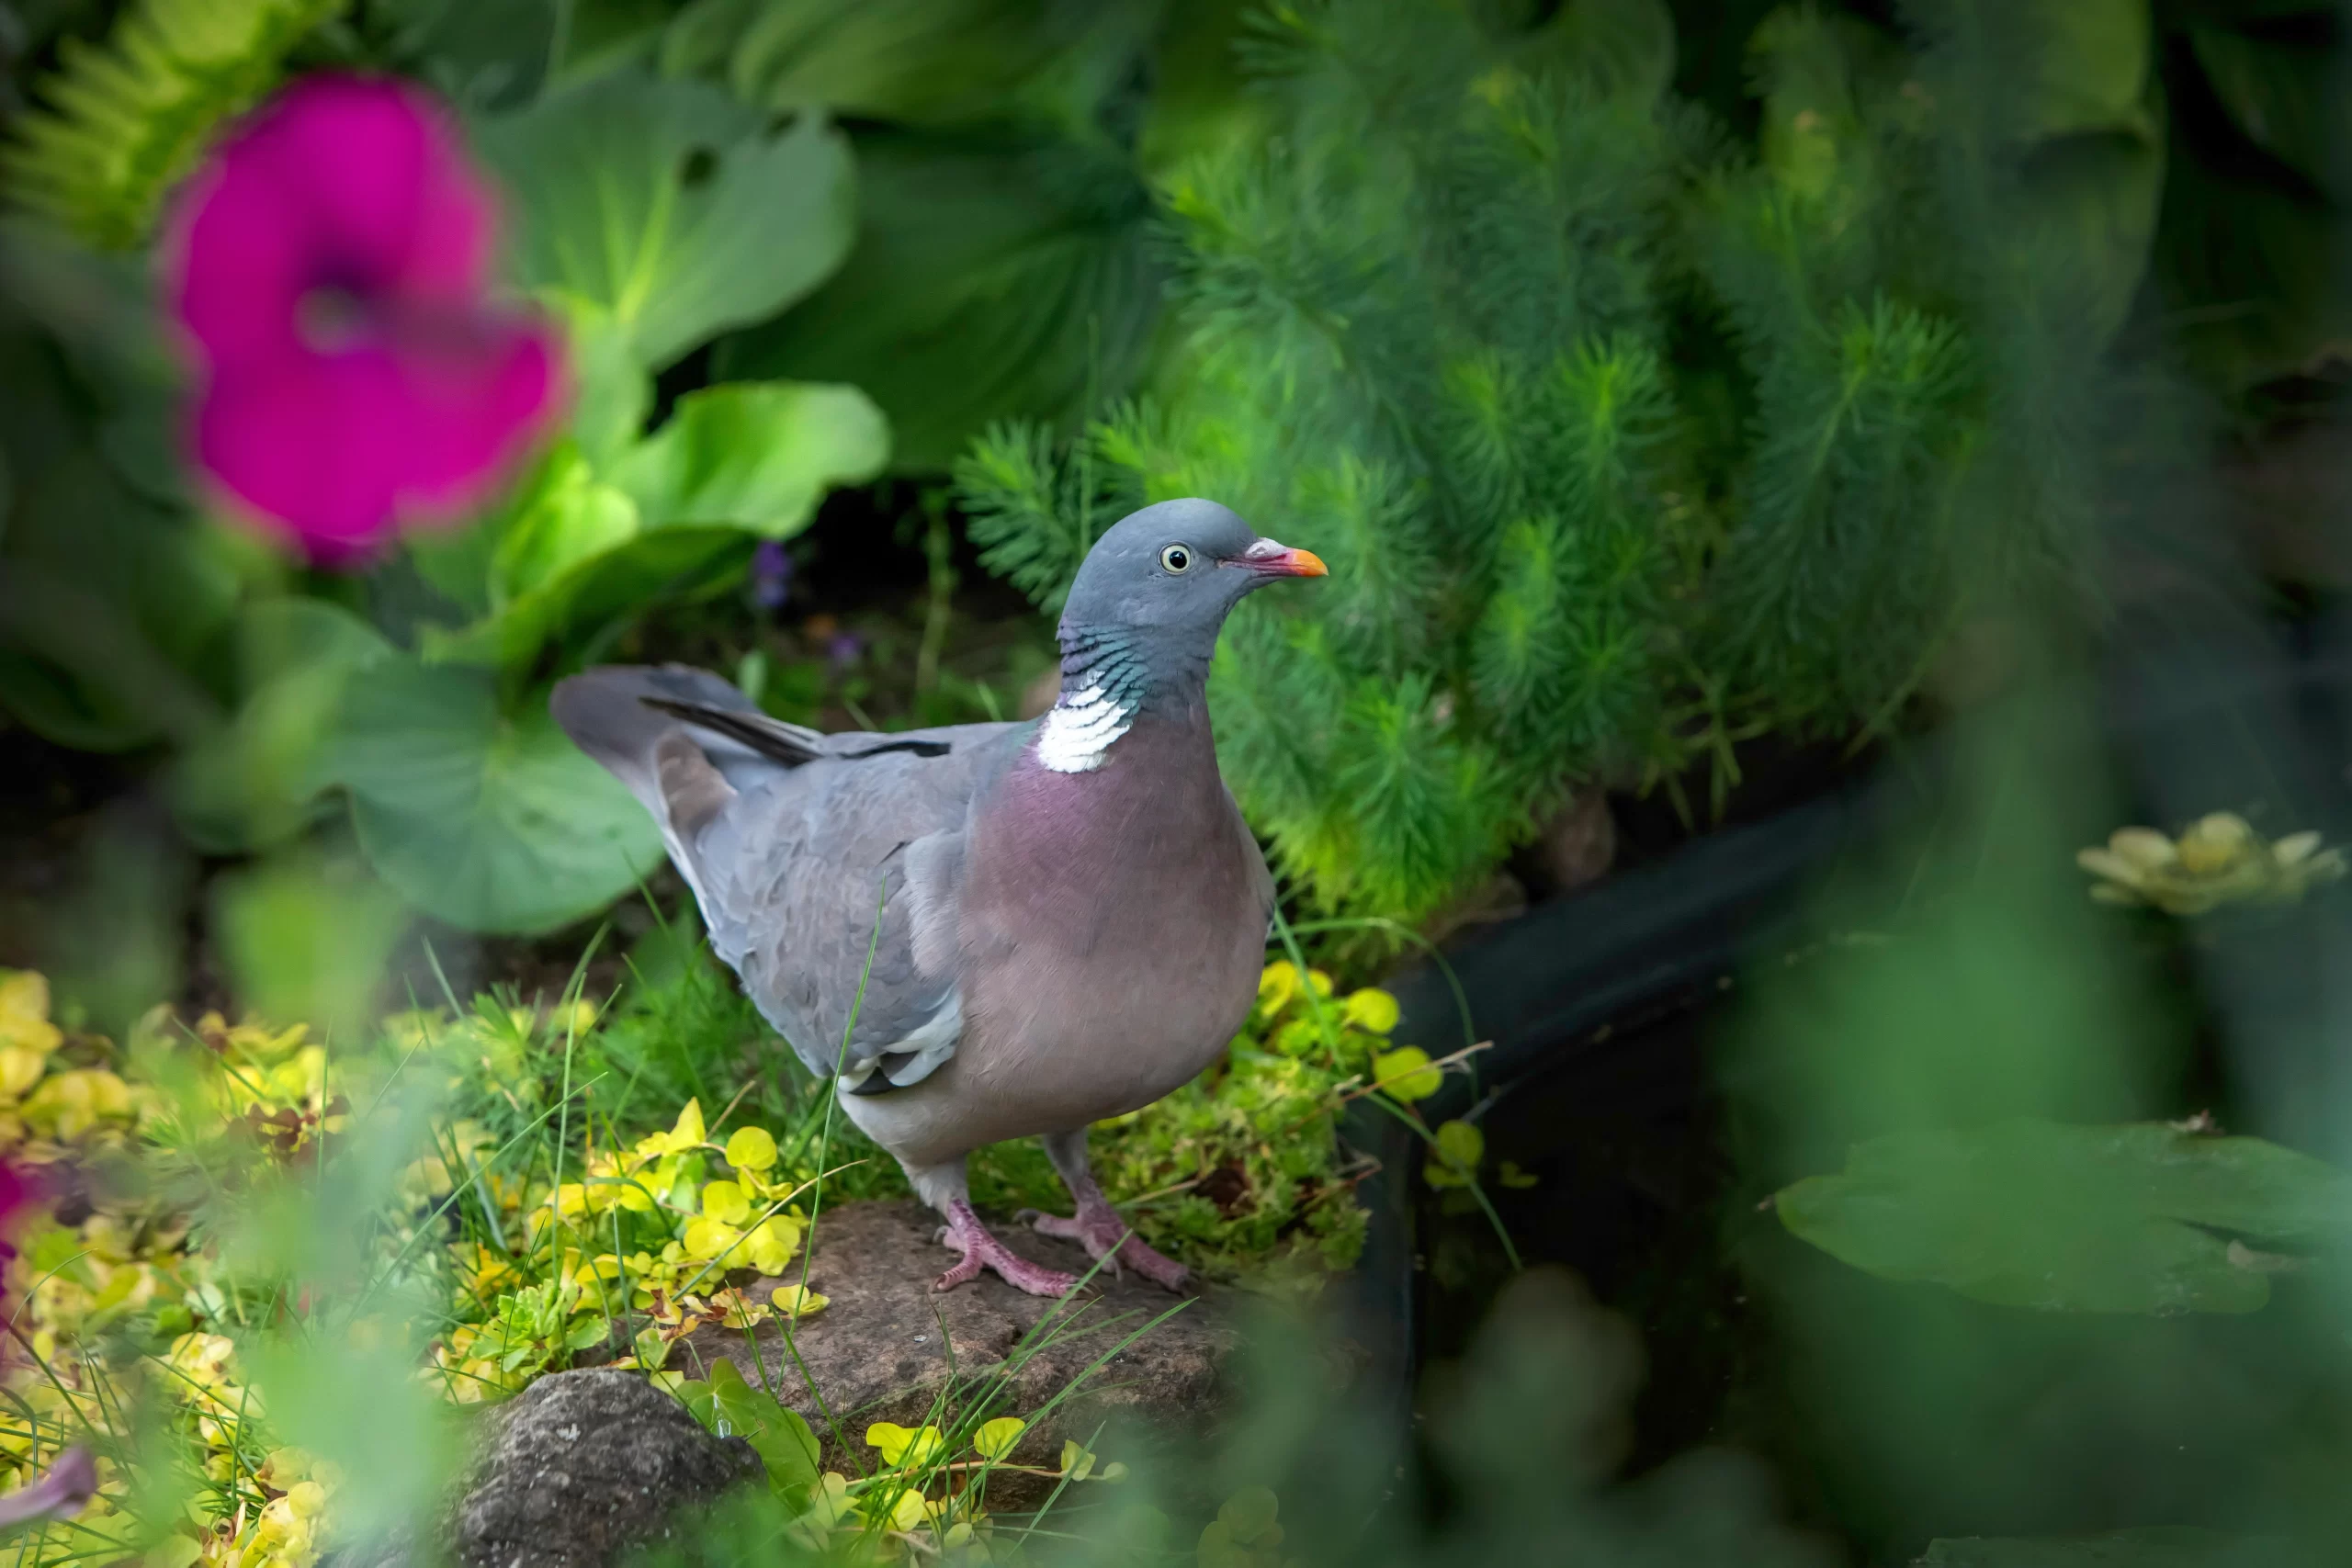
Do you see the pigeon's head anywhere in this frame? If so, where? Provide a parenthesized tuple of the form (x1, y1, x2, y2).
(1059, 499, 1325, 641)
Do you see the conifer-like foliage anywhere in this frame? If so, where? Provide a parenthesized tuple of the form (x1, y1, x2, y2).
(957, 0, 2115, 926)
(2, 0, 341, 247)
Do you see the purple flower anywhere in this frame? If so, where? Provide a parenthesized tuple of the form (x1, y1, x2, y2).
(163, 74, 563, 566)
(751, 540, 795, 610)
(826, 631, 864, 670)
(0, 1449, 96, 1529)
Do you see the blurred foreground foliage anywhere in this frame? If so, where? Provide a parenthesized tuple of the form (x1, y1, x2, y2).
(0, 942, 1463, 1564)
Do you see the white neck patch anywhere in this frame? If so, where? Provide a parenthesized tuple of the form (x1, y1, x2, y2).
(1035, 682, 1134, 773)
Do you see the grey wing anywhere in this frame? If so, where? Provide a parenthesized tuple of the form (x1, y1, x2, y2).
(550, 662, 1035, 1089)
(694, 750, 993, 1089)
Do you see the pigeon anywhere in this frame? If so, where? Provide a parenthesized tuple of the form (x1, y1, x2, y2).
(551, 499, 1326, 1295)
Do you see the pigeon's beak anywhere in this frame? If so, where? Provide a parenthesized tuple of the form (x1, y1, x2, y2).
(1238, 538, 1329, 578)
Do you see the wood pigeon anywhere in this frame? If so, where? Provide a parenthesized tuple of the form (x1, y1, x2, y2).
(551, 500, 1327, 1294)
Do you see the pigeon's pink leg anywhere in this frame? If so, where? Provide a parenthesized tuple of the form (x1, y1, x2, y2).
(1023, 1130, 1191, 1292)
(933, 1196, 1080, 1296)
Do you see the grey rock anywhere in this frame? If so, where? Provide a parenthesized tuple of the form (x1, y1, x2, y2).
(435, 1370, 762, 1568)
(676, 1200, 1239, 1494)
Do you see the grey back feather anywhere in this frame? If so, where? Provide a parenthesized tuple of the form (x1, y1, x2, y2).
(551, 664, 1030, 1086)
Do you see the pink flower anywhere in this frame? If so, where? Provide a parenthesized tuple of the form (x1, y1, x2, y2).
(0, 1160, 29, 1289)
(163, 74, 562, 565)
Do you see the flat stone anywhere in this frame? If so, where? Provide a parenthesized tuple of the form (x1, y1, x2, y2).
(675, 1200, 1239, 1490)
(440, 1369, 762, 1568)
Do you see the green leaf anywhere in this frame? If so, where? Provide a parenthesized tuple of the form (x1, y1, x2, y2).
(1514, 0, 1676, 104)
(324, 656, 663, 934)
(2187, 24, 2349, 206)
(429, 380, 880, 670)
(713, 128, 1160, 471)
(563, 1316, 611, 1352)
(490, 446, 644, 602)
(424, 524, 752, 670)
(673, 1375, 714, 1423)
(605, 381, 888, 534)
(211, 852, 411, 1046)
(1967, 0, 2154, 144)
(380, 0, 556, 111)
(1773, 1119, 2352, 1314)
(476, 71, 855, 371)
(1917, 1527, 2306, 1567)
(2153, 141, 2352, 391)
(170, 598, 395, 853)
(707, 1359, 821, 1497)
(662, 0, 1120, 130)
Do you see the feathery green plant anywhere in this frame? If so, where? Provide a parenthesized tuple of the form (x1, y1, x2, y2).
(956, 0, 2115, 927)
(1, 0, 343, 248)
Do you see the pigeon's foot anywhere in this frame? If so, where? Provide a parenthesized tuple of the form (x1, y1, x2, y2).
(933, 1201, 1080, 1296)
(1019, 1200, 1191, 1292)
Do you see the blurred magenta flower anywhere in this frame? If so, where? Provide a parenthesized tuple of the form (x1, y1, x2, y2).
(0, 1160, 29, 1288)
(163, 74, 562, 564)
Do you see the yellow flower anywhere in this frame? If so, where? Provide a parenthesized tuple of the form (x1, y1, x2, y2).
(0, 971, 62, 1056)
(723, 1125, 777, 1172)
(746, 1214, 803, 1275)
(1256, 962, 1302, 1014)
(700, 1179, 751, 1224)
(2078, 815, 2346, 916)
(1422, 1119, 1484, 1189)
(25, 1066, 135, 1138)
(1370, 1047, 1441, 1103)
(682, 1216, 742, 1263)
(637, 1100, 707, 1158)
(1341, 988, 1400, 1034)
(865, 1422, 944, 1470)
(973, 1417, 1024, 1461)
(706, 1287, 770, 1330)
(770, 1283, 828, 1319)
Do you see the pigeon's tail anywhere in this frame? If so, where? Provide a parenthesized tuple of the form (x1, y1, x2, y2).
(549, 665, 781, 872)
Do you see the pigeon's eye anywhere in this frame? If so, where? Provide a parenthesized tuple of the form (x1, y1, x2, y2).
(1159, 544, 1193, 574)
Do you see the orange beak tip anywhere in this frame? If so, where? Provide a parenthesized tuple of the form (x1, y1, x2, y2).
(1293, 548, 1329, 578)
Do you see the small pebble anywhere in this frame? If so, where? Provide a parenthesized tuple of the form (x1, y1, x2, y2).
(914, 1335, 926, 1343)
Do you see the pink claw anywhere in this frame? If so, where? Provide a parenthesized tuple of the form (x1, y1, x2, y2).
(933, 1198, 1080, 1296)
(1022, 1201, 1190, 1292)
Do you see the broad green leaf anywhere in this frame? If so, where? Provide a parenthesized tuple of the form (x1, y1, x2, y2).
(1774, 1119, 2352, 1314)
(708, 1360, 821, 1496)
(477, 71, 854, 370)
(605, 381, 888, 535)
(423, 524, 750, 669)
(1955, 0, 2153, 143)
(381, 0, 555, 111)
(2188, 25, 2349, 206)
(2154, 141, 2352, 390)
(2008, 118, 2164, 348)
(563, 1315, 611, 1352)
(325, 657, 663, 933)
(714, 129, 1160, 471)
(170, 598, 395, 853)
(491, 446, 643, 602)
(662, 0, 1120, 130)
(1917, 1527, 2306, 1566)
(212, 852, 411, 1046)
